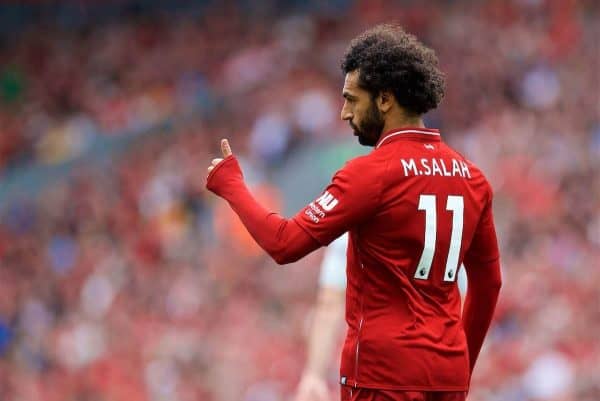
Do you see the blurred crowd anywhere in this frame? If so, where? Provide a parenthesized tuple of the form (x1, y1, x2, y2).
(0, 1, 599, 401)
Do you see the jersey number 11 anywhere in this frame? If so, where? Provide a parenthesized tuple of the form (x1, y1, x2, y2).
(414, 195, 464, 283)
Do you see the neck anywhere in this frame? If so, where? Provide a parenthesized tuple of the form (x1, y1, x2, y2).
(381, 113, 425, 134)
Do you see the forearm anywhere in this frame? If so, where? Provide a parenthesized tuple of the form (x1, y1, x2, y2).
(228, 185, 319, 264)
(462, 259, 502, 373)
(303, 287, 346, 377)
(207, 156, 320, 264)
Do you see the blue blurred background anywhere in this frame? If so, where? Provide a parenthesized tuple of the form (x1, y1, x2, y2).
(0, 1, 598, 400)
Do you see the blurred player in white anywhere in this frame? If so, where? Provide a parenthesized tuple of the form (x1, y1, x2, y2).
(293, 233, 467, 401)
(294, 233, 348, 401)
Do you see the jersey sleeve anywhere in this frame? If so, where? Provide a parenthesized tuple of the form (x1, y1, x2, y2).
(462, 186, 502, 374)
(464, 187, 500, 266)
(292, 157, 383, 246)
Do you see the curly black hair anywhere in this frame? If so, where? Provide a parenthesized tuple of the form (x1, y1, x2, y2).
(341, 24, 445, 116)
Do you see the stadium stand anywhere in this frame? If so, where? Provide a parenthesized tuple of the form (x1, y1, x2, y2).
(0, 1, 598, 400)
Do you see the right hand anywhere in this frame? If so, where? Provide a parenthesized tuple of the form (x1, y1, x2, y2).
(292, 373, 331, 401)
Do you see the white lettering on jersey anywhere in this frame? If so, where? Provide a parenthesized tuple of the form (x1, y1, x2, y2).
(308, 202, 326, 218)
(401, 158, 418, 176)
(460, 161, 471, 178)
(440, 159, 452, 176)
(452, 159, 462, 176)
(421, 159, 431, 175)
(401, 158, 472, 178)
(431, 159, 443, 176)
(315, 191, 339, 211)
(304, 209, 320, 223)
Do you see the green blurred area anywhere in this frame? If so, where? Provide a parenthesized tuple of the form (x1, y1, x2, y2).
(0, 67, 25, 104)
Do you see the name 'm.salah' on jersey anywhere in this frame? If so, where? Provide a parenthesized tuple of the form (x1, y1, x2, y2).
(292, 127, 500, 391)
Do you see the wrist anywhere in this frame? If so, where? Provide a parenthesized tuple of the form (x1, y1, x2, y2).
(206, 155, 244, 197)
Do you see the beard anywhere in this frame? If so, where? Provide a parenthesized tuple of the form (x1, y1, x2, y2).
(350, 100, 385, 147)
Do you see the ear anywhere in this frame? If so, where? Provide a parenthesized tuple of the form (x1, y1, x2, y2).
(377, 91, 394, 113)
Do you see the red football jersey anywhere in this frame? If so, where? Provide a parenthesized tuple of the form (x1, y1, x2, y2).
(293, 127, 500, 391)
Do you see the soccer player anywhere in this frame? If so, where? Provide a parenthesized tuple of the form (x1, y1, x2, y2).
(293, 236, 470, 401)
(206, 24, 502, 401)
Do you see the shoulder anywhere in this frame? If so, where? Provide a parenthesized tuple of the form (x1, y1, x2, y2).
(464, 159, 494, 203)
(344, 154, 375, 170)
(338, 154, 388, 188)
(330, 154, 385, 199)
(443, 143, 494, 199)
(340, 152, 389, 179)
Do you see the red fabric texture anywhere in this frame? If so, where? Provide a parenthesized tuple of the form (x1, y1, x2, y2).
(341, 387, 466, 401)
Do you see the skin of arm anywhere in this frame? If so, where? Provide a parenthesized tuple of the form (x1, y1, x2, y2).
(295, 234, 348, 401)
(294, 286, 346, 401)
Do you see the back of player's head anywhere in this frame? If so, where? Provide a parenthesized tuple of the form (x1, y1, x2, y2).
(341, 24, 446, 116)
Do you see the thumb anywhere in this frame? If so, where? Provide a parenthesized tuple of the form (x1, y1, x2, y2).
(221, 139, 233, 157)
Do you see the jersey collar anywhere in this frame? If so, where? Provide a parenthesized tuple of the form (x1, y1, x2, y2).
(375, 127, 441, 149)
